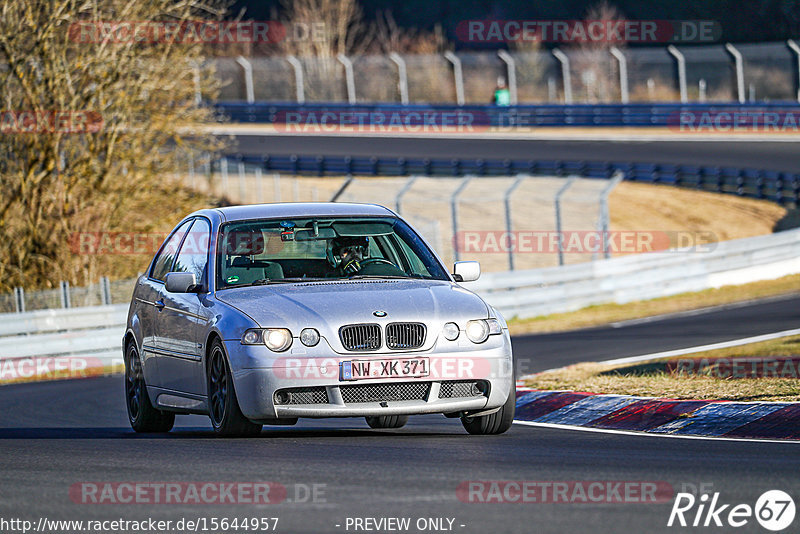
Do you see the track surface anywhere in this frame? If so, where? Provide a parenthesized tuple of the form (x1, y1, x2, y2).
(2, 295, 799, 534)
(230, 134, 800, 173)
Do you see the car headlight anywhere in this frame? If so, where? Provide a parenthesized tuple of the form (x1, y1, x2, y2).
(241, 329, 263, 345)
(241, 328, 293, 352)
(265, 328, 293, 352)
(465, 319, 503, 344)
(442, 322, 460, 341)
(300, 328, 320, 347)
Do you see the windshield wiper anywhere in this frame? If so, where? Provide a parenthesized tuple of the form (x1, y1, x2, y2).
(347, 274, 411, 280)
(251, 277, 329, 285)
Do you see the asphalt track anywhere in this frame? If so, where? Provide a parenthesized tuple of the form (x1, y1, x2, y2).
(229, 134, 800, 173)
(2, 295, 800, 534)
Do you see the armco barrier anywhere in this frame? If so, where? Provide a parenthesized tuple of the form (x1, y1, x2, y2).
(0, 304, 127, 382)
(3, 229, 800, 367)
(465, 228, 800, 319)
(226, 154, 800, 205)
(216, 101, 800, 128)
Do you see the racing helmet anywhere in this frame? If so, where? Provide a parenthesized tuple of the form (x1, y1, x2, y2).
(326, 236, 369, 267)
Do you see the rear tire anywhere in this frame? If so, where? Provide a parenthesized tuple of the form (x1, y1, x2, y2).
(366, 415, 409, 429)
(207, 339, 262, 437)
(125, 341, 174, 433)
(461, 384, 515, 435)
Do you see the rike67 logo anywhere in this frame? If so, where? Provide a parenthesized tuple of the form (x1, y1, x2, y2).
(668, 490, 795, 531)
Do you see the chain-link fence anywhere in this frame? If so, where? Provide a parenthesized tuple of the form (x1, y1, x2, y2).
(215, 42, 800, 104)
(0, 277, 137, 314)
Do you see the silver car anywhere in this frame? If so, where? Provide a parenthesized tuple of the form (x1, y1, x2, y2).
(124, 203, 515, 436)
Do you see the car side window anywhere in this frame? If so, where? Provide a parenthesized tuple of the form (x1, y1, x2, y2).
(172, 218, 211, 287)
(150, 219, 193, 282)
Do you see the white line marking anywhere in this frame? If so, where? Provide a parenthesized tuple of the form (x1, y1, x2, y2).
(520, 327, 800, 379)
(512, 420, 800, 444)
(608, 292, 800, 329)
(600, 328, 800, 366)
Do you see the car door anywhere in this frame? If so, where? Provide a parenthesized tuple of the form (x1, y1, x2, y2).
(154, 218, 212, 395)
(139, 219, 193, 388)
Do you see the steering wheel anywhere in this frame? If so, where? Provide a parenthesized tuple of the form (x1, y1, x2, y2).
(360, 258, 396, 267)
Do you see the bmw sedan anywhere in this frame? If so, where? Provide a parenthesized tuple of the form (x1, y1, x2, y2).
(124, 203, 515, 437)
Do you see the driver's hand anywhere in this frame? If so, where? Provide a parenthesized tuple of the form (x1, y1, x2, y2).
(342, 259, 361, 274)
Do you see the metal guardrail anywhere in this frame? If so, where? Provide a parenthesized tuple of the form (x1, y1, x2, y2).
(216, 101, 800, 128)
(3, 229, 800, 366)
(219, 154, 799, 206)
(466, 228, 800, 319)
(0, 304, 127, 382)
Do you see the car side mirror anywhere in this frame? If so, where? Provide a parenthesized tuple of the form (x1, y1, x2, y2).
(452, 261, 480, 282)
(165, 272, 198, 293)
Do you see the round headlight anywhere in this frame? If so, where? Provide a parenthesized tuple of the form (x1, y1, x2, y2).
(465, 320, 490, 344)
(300, 328, 320, 347)
(264, 328, 293, 352)
(442, 322, 460, 341)
(241, 329, 262, 345)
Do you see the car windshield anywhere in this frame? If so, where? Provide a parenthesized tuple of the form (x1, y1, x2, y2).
(216, 216, 450, 289)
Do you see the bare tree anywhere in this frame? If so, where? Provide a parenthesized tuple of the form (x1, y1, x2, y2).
(0, 0, 226, 292)
(570, 1, 626, 103)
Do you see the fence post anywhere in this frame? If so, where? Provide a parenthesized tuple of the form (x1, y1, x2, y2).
(388, 53, 409, 105)
(100, 276, 111, 305)
(286, 55, 305, 104)
(450, 175, 474, 262)
(220, 157, 229, 193)
(337, 54, 357, 104)
(273, 173, 281, 201)
(725, 43, 745, 103)
(597, 171, 624, 260)
(667, 45, 688, 103)
(554, 176, 577, 266)
(235, 56, 255, 104)
(330, 175, 354, 202)
(444, 52, 465, 106)
(14, 287, 24, 313)
(60, 281, 71, 309)
(787, 40, 800, 103)
(504, 175, 527, 270)
(189, 60, 202, 106)
(497, 50, 518, 105)
(255, 166, 264, 203)
(395, 175, 419, 214)
(610, 47, 629, 104)
(237, 159, 247, 201)
(551, 48, 572, 104)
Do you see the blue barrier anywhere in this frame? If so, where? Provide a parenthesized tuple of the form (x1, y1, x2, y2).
(215, 101, 800, 128)
(222, 154, 800, 206)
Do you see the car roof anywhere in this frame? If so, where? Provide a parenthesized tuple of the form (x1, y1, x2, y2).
(190, 202, 396, 223)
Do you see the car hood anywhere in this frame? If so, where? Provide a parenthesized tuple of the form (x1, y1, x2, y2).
(215, 279, 489, 353)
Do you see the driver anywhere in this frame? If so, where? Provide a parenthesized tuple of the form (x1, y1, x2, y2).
(327, 236, 369, 275)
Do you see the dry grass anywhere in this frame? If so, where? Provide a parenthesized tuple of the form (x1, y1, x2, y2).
(609, 182, 786, 242)
(508, 274, 800, 335)
(525, 336, 800, 402)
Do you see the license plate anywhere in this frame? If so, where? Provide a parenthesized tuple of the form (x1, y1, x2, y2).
(340, 357, 430, 381)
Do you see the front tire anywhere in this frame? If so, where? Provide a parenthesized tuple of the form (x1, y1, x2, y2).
(461, 384, 515, 435)
(125, 341, 174, 433)
(207, 339, 262, 437)
(366, 415, 409, 429)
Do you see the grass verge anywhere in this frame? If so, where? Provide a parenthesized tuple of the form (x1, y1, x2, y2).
(508, 273, 800, 335)
(524, 335, 800, 402)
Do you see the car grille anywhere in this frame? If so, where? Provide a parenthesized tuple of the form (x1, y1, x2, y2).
(439, 380, 486, 399)
(340, 382, 431, 403)
(386, 322, 426, 350)
(277, 387, 329, 405)
(339, 323, 381, 351)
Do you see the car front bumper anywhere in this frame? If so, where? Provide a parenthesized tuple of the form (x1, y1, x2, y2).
(226, 333, 514, 421)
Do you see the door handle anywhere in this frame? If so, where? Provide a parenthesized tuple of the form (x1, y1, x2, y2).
(154, 300, 165, 311)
